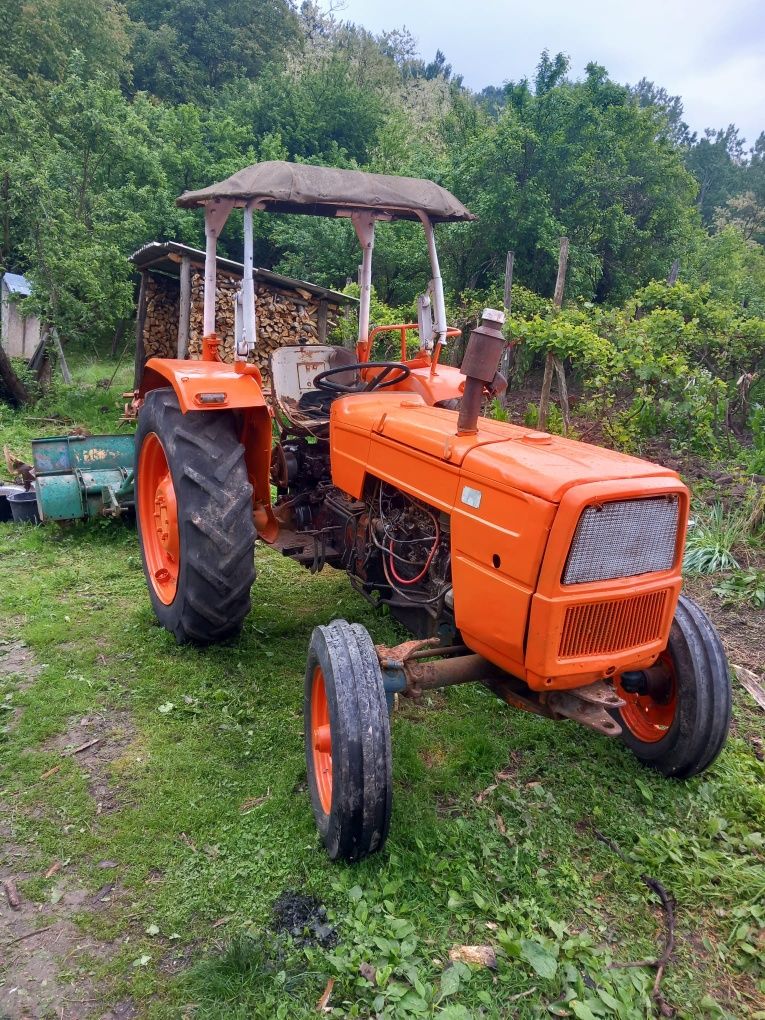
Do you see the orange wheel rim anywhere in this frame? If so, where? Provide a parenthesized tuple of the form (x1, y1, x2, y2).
(311, 666, 333, 814)
(138, 432, 179, 605)
(616, 653, 677, 743)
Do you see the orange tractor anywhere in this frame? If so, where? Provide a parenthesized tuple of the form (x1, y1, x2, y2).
(134, 161, 730, 861)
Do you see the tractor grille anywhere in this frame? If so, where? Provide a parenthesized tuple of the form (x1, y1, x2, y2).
(562, 496, 679, 585)
(558, 589, 668, 659)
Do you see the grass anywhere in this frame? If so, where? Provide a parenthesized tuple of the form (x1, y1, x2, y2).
(684, 503, 745, 576)
(1, 357, 764, 1019)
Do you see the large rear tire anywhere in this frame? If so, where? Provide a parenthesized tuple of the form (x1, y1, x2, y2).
(305, 620, 392, 861)
(135, 388, 256, 644)
(612, 595, 731, 778)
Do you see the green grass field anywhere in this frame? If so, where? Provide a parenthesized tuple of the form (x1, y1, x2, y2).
(0, 360, 763, 1019)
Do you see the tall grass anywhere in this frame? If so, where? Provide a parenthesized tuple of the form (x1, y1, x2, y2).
(684, 502, 746, 575)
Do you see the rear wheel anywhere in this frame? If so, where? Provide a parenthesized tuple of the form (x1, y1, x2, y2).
(304, 620, 392, 861)
(135, 388, 256, 644)
(612, 595, 731, 778)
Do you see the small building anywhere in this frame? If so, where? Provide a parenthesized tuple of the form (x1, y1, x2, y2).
(1, 273, 42, 360)
(130, 242, 355, 387)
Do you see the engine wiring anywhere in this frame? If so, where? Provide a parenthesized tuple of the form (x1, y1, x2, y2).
(375, 482, 447, 598)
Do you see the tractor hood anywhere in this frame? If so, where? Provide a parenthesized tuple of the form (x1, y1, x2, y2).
(459, 429, 677, 503)
(331, 395, 677, 504)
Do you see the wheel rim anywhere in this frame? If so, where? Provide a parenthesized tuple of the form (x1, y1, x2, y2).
(616, 653, 677, 743)
(138, 432, 179, 605)
(311, 666, 333, 814)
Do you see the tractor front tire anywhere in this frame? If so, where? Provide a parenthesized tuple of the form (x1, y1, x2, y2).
(305, 620, 392, 861)
(135, 388, 256, 644)
(612, 595, 731, 778)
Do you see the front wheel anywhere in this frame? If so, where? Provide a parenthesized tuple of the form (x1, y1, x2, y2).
(304, 620, 392, 861)
(135, 388, 256, 644)
(612, 595, 731, 778)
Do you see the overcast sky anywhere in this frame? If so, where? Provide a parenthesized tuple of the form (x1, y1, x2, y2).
(340, 0, 764, 148)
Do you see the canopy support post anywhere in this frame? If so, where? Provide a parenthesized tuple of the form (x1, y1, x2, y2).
(202, 200, 232, 359)
(418, 214, 447, 354)
(352, 212, 375, 361)
(240, 201, 257, 363)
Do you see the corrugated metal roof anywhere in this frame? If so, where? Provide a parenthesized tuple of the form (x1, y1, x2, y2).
(2, 273, 32, 297)
(129, 241, 355, 304)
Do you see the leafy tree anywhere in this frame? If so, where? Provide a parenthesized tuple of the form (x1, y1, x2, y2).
(126, 0, 299, 100)
(442, 55, 697, 303)
(0, 0, 130, 87)
(685, 126, 746, 225)
(714, 192, 765, 242)
(630, 78, 695, 147)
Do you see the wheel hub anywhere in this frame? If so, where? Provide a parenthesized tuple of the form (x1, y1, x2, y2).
(616, 654, 677, 743)
(138, 432, 180, 605)
(311, 667, 333, 814)
(153, 473, 179, 562)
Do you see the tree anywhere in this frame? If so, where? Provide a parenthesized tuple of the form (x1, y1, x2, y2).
(685, 126, 746, 225)
(630, 78, 695, 147)
(714, 192, 765, 242)
(0, 0, 130, 88)
(441, 55, 697, 303)
(126, 0, 300, 100)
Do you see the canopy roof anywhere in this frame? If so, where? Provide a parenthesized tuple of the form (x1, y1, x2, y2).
(176, 161, 476, 223)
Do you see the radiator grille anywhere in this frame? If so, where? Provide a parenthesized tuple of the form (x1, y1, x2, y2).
(558, 589, 668, 659)
(562, 496, 679, 585)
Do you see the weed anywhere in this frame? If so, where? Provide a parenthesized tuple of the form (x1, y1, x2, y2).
(713, 570, 765, 608)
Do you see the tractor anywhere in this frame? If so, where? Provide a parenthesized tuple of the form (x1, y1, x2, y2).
(133, 161, 731, 861)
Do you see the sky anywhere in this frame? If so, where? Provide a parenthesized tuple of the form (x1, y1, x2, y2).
(339, 0, 765, 147)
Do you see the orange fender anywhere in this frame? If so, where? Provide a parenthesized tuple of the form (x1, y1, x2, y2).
(140, 358, 268, 413)
(140, 358, 278, 544)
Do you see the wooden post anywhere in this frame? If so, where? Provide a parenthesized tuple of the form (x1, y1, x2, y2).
(177, 255, 191, 359)
(501, 251, 515, 388)
(133, 271, 149, 389)
(503, 251, 514, 315)
(50, 329, 72, 384)
(538, 237, 569, 433)
(553, 237, 569, 310)
(317, 298, 328, 343)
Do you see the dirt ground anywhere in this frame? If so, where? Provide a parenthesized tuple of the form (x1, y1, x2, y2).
(1, 642, 137, 1020)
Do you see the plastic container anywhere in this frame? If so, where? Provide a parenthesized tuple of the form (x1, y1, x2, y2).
(8, 488, 41, 524)
(0, 484, 25, 522)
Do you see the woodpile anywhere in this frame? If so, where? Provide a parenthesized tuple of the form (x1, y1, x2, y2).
(186, 271, 343, 382)
(142, 270, 346, 383)
(141, 276, 180, 359)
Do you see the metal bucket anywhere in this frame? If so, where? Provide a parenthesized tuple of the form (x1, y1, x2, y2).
(8, 488, 41, 524)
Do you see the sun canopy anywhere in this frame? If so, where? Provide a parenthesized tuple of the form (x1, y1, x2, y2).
(176, 161, 476, 223)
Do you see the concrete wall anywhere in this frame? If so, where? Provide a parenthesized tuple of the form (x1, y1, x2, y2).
(1, 282, 42, 359)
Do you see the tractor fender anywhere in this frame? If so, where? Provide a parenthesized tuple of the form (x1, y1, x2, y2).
(140, 358, 268, 414)
(139, 357, 279, 544)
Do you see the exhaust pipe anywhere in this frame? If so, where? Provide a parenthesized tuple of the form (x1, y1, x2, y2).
(457, 308, 507, 435)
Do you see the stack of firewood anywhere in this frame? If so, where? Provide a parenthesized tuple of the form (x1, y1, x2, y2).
(141, 277, 180, 358)
(142, 269, 347, 382)
(186, 271, 343, 381)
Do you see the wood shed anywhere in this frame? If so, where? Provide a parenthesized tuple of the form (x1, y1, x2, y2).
(130, 242, 355, 387)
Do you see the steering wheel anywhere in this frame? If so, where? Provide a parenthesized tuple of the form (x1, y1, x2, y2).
(313, 361, 412, 395)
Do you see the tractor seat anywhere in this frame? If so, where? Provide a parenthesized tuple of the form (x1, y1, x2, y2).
(270, 344, 358, 428)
